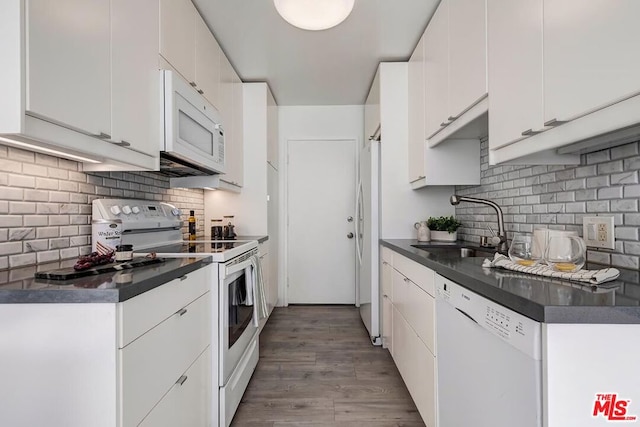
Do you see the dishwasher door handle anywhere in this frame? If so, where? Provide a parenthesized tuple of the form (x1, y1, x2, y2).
(456, 307, 479, 324)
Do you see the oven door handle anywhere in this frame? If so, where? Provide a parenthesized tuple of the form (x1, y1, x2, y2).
(225, 258, 254, 276)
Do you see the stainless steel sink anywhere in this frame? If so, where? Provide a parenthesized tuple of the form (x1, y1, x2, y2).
(411, 245, 497, 258)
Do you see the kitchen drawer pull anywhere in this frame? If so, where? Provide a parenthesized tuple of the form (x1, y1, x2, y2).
(176, 375, 188, 386)
(440, 121, 449, 127)
(403, 277, 410, 283)
(115, 140, 131, 147)
(179, 275, 188, 281)
(176, 308, 188, 316)
(543, 118, 568, 127)
(197, 89, 204, 95)
(189, 81, 197, 87)
(447, 115, 458, 121)
(96, 132, 112, 140)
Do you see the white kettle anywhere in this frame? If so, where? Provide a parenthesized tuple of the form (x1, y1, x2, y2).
(414, 221, 431, 242)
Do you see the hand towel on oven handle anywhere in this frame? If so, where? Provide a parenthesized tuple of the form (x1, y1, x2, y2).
(245, 255, 268, 327)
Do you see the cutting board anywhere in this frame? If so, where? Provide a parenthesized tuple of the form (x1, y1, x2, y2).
(35, 257, 165, 281)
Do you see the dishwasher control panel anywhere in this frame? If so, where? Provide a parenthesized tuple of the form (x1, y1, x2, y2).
(436, 275, 542, 360)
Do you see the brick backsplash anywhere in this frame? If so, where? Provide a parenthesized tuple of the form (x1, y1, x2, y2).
(455, 139, 640, 270)
(0, 144, 204, 269)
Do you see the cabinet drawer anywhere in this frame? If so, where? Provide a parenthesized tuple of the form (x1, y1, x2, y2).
(406, 281, 435, 353)
(118, 265, 210, 348)
(120, 292, 211, 427)
(139, 347, 211, 427)
(394, 253, 435, 296)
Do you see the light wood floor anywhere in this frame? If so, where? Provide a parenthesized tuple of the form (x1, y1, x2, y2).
(231, 305, 425, 427)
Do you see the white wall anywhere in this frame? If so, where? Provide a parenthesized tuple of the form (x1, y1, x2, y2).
(279, 105, 364, 143)
(378, 63, 454, 238)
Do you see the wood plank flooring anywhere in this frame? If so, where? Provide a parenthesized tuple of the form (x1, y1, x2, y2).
(231, 305, 425, 427)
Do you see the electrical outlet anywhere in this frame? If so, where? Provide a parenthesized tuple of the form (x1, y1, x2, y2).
(583, 216, 615, 249)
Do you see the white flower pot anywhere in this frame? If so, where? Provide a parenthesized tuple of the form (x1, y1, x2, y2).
(430, 230, 457, 242)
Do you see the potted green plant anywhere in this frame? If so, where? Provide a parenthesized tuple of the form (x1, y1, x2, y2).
(426, 216, 463, 242)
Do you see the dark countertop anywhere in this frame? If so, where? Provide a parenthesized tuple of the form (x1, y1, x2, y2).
(0, 256, 212, 304)
(381, 239, 640, 324)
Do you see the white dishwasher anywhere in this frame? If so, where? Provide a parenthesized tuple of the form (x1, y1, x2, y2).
(436, 275, 543, 427)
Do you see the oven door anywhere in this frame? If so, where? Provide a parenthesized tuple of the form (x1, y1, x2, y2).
(219, 260, 258, 385)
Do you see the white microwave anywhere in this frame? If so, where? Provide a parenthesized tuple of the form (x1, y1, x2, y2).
(161, 70, 225, 177)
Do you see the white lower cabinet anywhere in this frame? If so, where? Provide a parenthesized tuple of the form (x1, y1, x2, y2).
(139, 347, 211, 427)
(385, 249, 436, 427)
(0, 264, 212, 427)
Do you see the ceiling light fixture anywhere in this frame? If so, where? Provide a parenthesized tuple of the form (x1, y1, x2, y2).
(273, 0, 355, 31)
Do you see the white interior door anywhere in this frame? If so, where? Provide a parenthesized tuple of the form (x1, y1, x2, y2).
(287, 139, 357, 304)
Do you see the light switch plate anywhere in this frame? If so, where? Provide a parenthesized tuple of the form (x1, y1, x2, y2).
(583, 216, 615, 249)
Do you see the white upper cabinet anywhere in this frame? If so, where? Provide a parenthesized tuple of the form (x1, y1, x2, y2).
(159, 0, 196, 85)
(267, 87, 279, 169)
(195, 13, 221, 108)
(27, 0, 110, 137)
(0, 0, 156, 170)
(448, 0, 487, 118)
(111, 0, 159, 156)
(364, 68, 381, 142)
(424, 0, 488, 147)
(408, 34, 425, 184)
(231, 70, 244, 187)
(487, 0, 543, 151)
(218, 53, 243, 188)
(543, 0, 640, 123)
(488, 0, 640, 164)
(160, 0, 222, 109)
(423, 1, 449, 141)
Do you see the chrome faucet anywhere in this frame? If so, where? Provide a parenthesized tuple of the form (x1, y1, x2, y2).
(450, 195, 508, 253)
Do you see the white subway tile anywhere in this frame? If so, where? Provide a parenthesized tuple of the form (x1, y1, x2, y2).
(35, 177, 58, 190)
(9, 202, 36, 214)
(8, 174, 35, 188)
(9, 253, 36, 268)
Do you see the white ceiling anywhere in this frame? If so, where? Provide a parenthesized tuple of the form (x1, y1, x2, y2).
(193, 0, 440, 106)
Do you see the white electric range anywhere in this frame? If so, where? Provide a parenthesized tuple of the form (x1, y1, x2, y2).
(92, 199, 260, 427)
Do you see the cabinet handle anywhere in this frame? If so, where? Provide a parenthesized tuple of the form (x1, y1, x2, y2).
(114, 140, 131, 147)
(447, 115, 458, 121)
(189, 81, 197, 87)
(197, 89, 205, 95)
(179, 275, 188, 281)
(382, 261, 387, 265)
(95, 132, 112, 140)
(176, 307, 188, 316)
(521, 129, 542, 136)
(543, 118, 567, 127)
(403, 277, 410, 283)
(176, 375, 188, 386)
(440, 121, 449, 127)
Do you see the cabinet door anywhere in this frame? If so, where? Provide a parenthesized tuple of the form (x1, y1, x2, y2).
(405, 328, 436, 427)
(408, 34, 425, 183)
(364, 68, 381, 141)
(267, 87, 279, 168)
(392, 269, 408, 319)
(111, 0, 159, 155)
(382, 294, 393, 351)
(405, 282, 435, 354)
(195, 13, 221, 108)
(380, 257, 393, 349)
(159, 0, 196, 84)
(448, 0, 487, 118)
(139, 347, 211, 427)
(232, 70, 244, 187)
(543, 0, 640, 123)
(26, 0, 110, 137)
(487, 0, 544, 150)
(424, 0, 449, 140)
(219, 54, 235, 181)
(391, 304, 408, 371)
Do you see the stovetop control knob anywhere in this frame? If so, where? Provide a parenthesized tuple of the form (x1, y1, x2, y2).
(110, 205, 122, 216)
(122, 205, 132, 215)
(171, 208, 181, 217)
(131, 206, 140, 214)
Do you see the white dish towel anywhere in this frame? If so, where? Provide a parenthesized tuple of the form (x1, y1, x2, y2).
(482, 253, 620, 285)
(248, 254, 268, 327)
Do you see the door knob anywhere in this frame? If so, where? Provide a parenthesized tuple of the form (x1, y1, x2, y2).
(347, 216, 353, 222)
(347, 232, 354, 239)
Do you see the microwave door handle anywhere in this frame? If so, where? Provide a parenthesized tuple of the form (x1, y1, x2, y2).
(225, 259, 253, 276)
